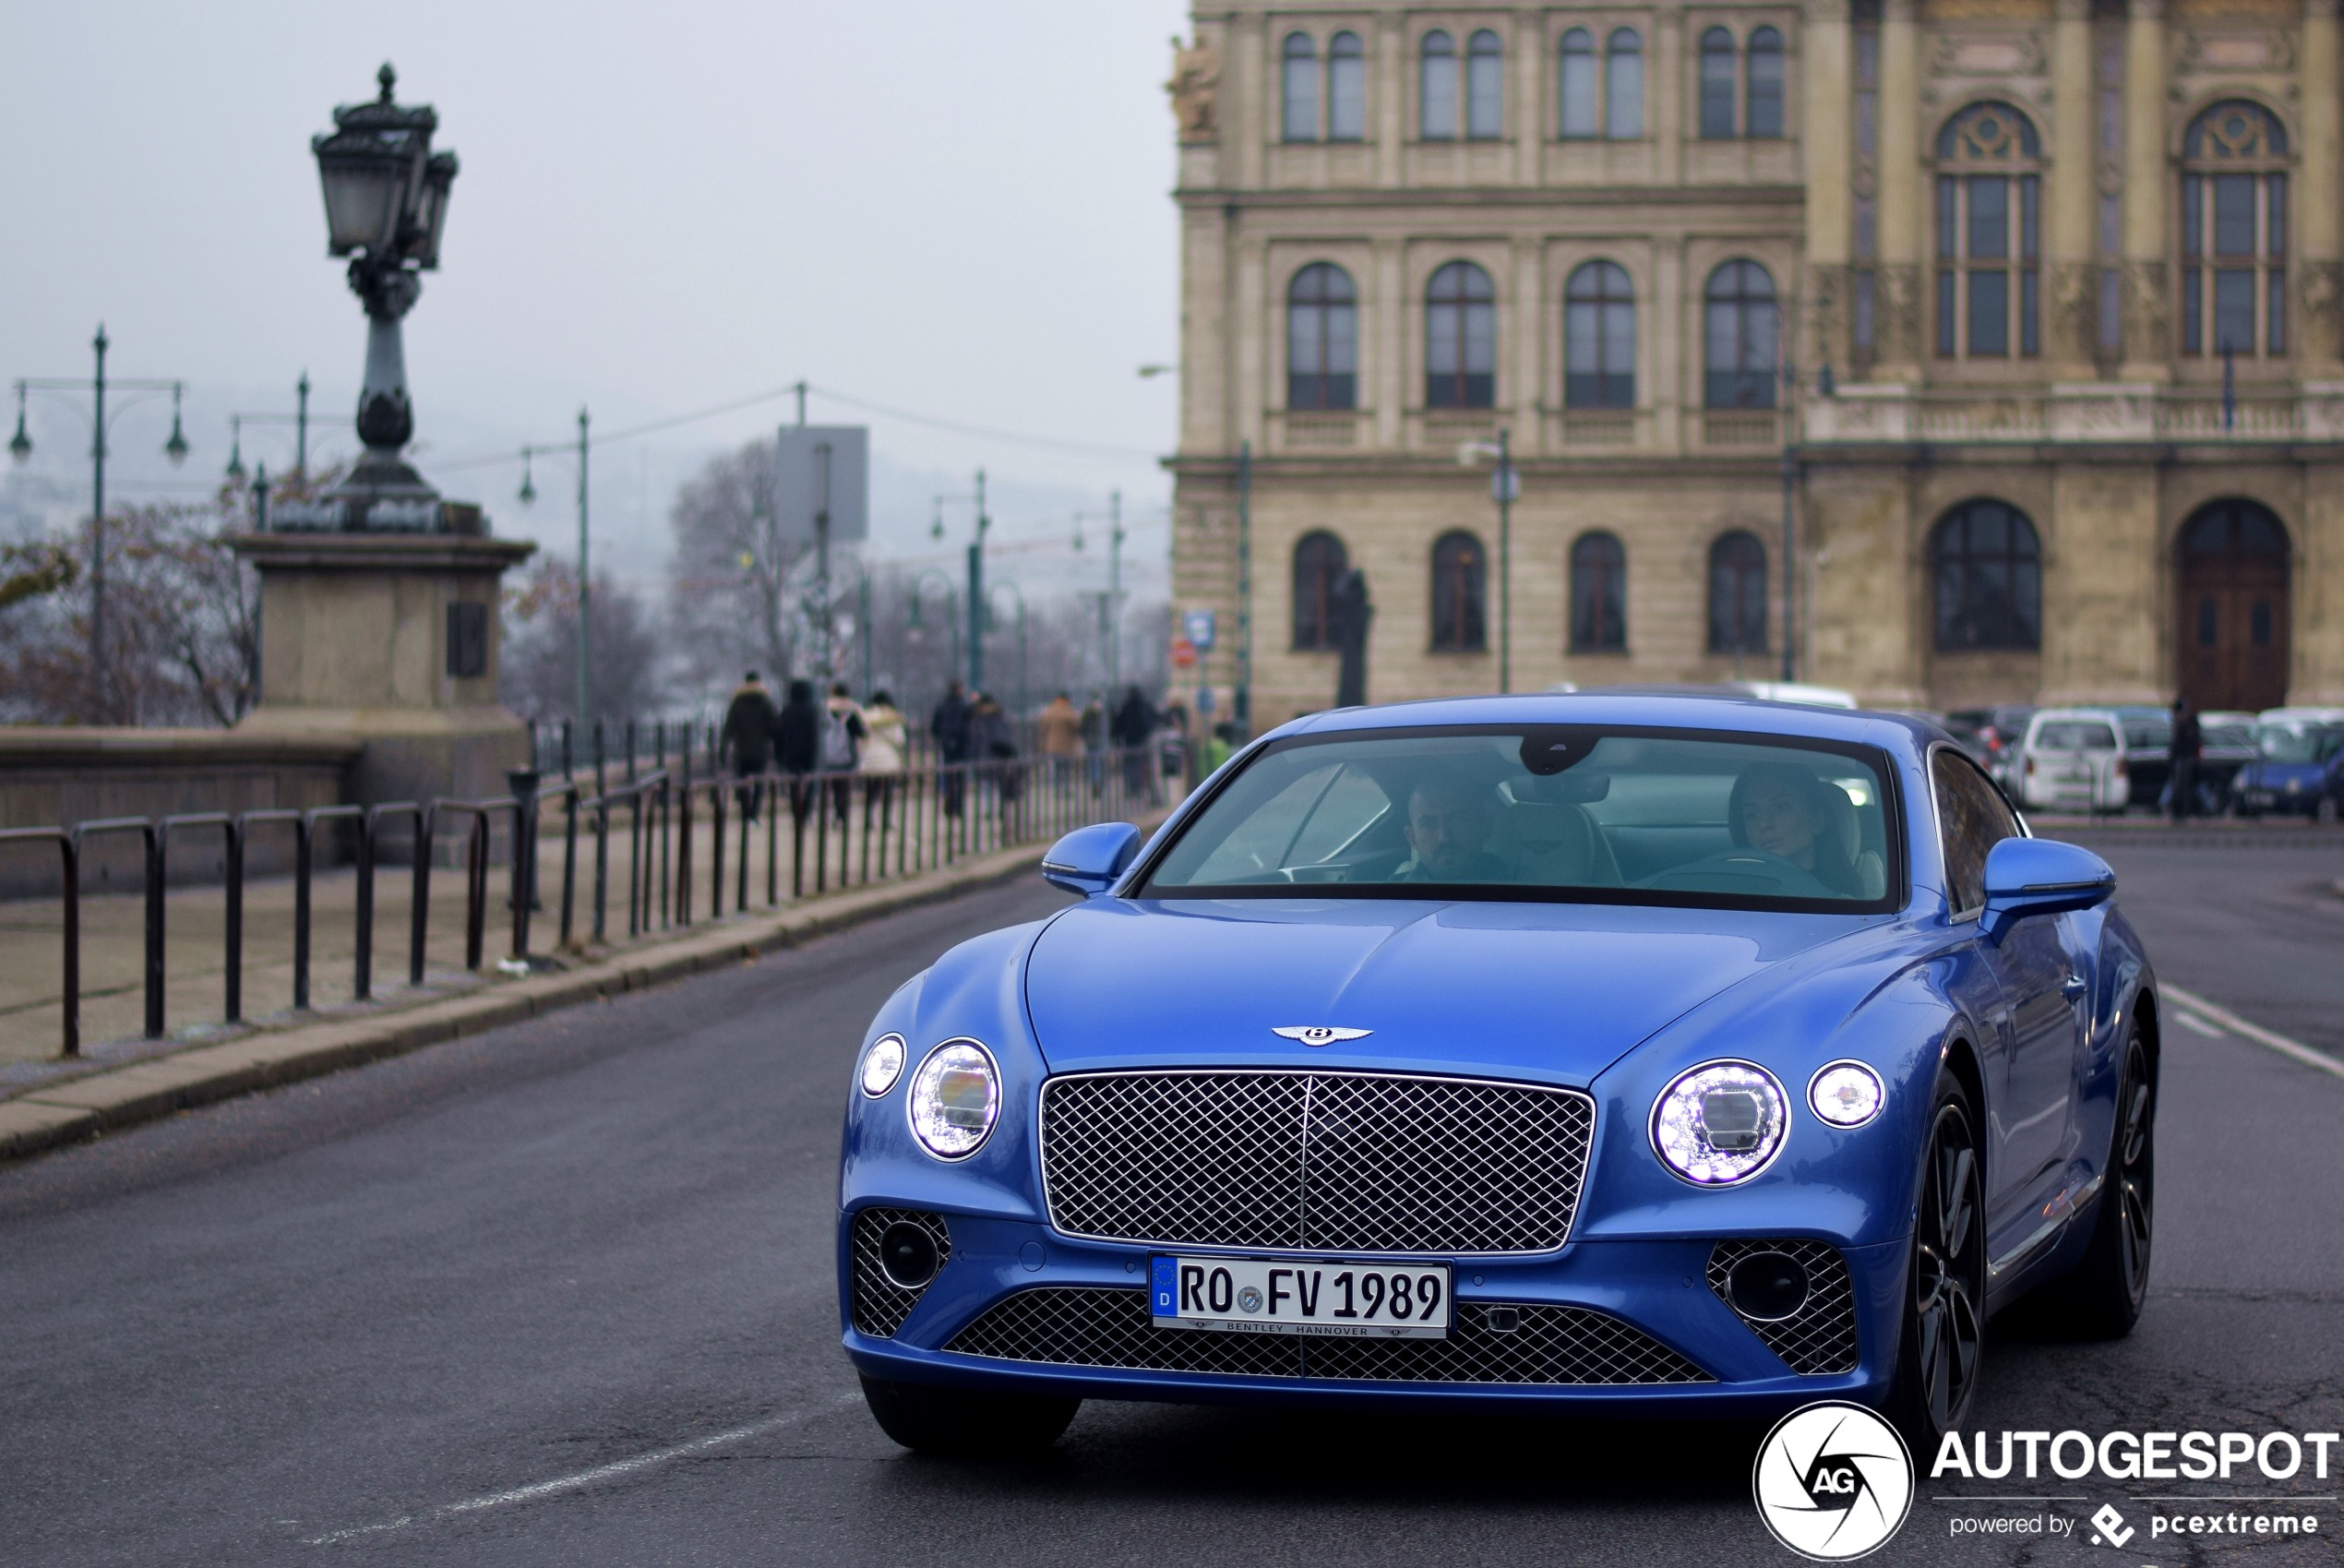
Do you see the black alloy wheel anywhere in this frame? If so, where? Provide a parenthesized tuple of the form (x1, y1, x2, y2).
(2046, 1023, 2155, 1337)
(1891, 1083, 1985, 1449)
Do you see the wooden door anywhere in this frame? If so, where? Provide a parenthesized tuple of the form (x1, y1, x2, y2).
(2178, 500, 2290, 712)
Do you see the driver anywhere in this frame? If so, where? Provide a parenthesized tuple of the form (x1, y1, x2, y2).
(1727, 762, 1865, 896)
(1397, 773, 1510, 883)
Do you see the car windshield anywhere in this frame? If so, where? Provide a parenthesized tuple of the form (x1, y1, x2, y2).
(2203, 723, 2254, 750)
(2255, 724, 2332, 762)
(1141, 725, 1901, 911)
(2035, 721, 2118, 751)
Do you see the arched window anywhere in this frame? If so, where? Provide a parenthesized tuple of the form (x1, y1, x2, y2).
(1704, 260, 1778, 409)
(2182, 101, 2290, 358)
(1606, 29, 1644, 140)
(1746, 27, 1785, 138)
(1560, 29, 1597, 138)
(1430, 531, 1488, 651)
(1466, 30, 1504, 139)
(1931, 499, 2042, 651)
(1935, 102, 2043, 359)
(1327, 31, 1367, 142)
(1293, 532, 1349, 651)
(1570, 533, 1627, 652)
(1426, 261, 1497, 409)
(1566, 261, 1636, 410)
(1282, 33, 1319, 143)
(1700, 28, 1739, 139)
(1286, 263, 1358, 412)
(1707, 532, 1768, 654)
(1420, 30, 1457, 139)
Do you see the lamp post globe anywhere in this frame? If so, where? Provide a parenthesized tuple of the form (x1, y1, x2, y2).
(308, 61, 459, 529)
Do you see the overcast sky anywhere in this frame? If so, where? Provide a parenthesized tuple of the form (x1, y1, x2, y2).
(0, 0, 1189, 585)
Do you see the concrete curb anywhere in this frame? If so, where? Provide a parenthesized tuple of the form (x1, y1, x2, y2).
(0, 837, 1066, 1167)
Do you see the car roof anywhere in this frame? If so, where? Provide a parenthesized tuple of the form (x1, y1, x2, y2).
(1271, 692, 1937, 753)
(2027, 707, 2123, 726)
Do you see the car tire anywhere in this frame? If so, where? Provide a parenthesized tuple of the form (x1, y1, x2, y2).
(2039, 1022, 2156, 1339)
(1886, 1073, 1987, 1455)
(858, 1373, 1080, 1456)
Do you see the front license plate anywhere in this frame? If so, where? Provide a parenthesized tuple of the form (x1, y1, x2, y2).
(1150, 1256, 1451, 1338)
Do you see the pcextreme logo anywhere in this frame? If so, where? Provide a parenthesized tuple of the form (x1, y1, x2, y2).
(1752, 1402, 1916, 1561)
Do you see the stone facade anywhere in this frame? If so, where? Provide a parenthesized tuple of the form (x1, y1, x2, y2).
(1167, 0, 2344, 722)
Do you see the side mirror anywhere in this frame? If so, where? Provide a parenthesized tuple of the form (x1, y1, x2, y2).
(1042, 821, 1142, 897)
(1979, 837, 2114, 943)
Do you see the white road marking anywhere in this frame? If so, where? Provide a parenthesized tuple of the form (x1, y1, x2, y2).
(304, 1390, 862, 1546)
(2175, 1011, 2227, 1038)
(2163, 983, 2344, 1083)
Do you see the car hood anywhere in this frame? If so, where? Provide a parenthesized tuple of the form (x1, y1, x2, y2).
(1024, 897, 1884, 1087)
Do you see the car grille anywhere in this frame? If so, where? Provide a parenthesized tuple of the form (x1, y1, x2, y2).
(1039, 1071, 1595, 1255)
(850, 1207, 952, 1338)
(1706, 1239, 1860, 1375)
(945, 1287, 1710, 1385)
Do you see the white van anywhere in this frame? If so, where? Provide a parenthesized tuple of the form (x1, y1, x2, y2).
(2018, 708, 2129, 813)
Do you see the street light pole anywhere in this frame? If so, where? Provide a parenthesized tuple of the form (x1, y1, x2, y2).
(8, 324, 189, 719)
(965, 468, 989, 692)
(576, 406, 592, 724)
(295, 371, 310, 483)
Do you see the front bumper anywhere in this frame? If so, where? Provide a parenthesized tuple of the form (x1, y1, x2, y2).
(840, 1208, 1904, 1418)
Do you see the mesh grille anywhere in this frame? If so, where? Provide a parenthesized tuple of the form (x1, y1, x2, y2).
(1041, 1071, 1594, 1255)
(1706, 1239, 1860, 1375)
(851, 1207, 952, 1338)
(945, 1287, 1710, 1385)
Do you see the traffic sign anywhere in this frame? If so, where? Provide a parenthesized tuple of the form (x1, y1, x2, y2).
(1182, 608, 1217, 651)
(1171, 637, 1198, 668)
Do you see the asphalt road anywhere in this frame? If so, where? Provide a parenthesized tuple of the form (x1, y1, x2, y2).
(6, 845, 2344, 1567)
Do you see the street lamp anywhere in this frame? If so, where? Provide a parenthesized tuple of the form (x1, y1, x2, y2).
(224, 374, 316, 489)
(1457, 430, 1517, 694)
(9, 325, 188, 717)
(307, 62, 458, 529)
(511, 410, 594, 721)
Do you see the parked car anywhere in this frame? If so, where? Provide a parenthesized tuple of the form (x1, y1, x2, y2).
(840, 695, 2159, 1459)
(1944, 704, 2036, 793)
(2017, 709, 2129, 813)
(2230, 721, 2344, 820)
(2108, 707, 2172, 808)
(2195, 715, 2261, 810)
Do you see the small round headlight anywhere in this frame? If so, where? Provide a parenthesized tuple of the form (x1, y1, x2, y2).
(859, 1034, 906, 1097)
(1651, 1061, 1788, 1185)
(1809, 1060, 1884, 1128)
(908, 1041, 999, 1159)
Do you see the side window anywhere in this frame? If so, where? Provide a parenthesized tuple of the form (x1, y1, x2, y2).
(1931, 748, 2020, 915)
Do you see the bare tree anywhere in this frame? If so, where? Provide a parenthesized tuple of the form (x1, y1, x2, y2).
(500, 554, 669, 722)
(666, 437, 798, 695)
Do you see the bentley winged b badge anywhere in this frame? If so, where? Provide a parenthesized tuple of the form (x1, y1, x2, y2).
(1272, 1025, 1372, 1047)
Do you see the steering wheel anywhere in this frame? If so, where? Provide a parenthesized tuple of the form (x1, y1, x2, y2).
(1639, 847, 1838, 898)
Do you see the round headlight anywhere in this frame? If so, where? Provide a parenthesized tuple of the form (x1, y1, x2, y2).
(1809, 1060, 1884, 1128)
(908, 1040, 999, 1160)
(859, 1034, 906, 1097)
(1651, 1061, 1788, 1185)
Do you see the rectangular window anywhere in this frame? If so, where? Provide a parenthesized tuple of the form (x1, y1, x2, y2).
(1700, 48, 1736, 138)
(2213, 174, 2256, 257)
(1422, 56, 1457, 138)
(1561, 50, 1597, 138)
(2268, 174, 2287, 254)
(1607, 47, 1643, 139)
(2270, 269, 2287, 354)
(1969, 271, 2009, 357)
(1856, 93, 1876, 159)
(1936, 177, 1957, 260)
(1854, 270, 1876, 352)
(1968, 176, 2008, 260)
(2183, 176, 2203, 257)
(1329, 53, 1366, 140)
(2183, 267, 2203, 353)
(1284, 55, 1319, 142)
(1938, 269, 1958, 356)
(1466, 52, 1503, 138)
(2020, 270, 2039, 356)
(2214, 269, 2254, 353)
(2019, 177, 2039, 260)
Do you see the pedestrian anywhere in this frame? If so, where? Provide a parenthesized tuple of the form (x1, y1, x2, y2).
(1038, 690, 1081, 796)
(1079, 696, 1106, 798)
(719, 670, 778, 821)
(2169, 697, 2202, 822)
(931, 679, 973, 820)
(1159, 696, 1192, 792)
(822, 682, 867, 825)
(859, 688, 908, 829)
(970, 691, 1019, 822)
(1204, 721, 1236, 777)
(1113, 684, 1159, 804)
(775, 678, 820, 822)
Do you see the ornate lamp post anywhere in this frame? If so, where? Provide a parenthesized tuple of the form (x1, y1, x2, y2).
(306, 62, 458, 530)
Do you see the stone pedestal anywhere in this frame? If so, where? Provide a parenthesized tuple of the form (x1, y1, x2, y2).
(226, 532, 536, 809)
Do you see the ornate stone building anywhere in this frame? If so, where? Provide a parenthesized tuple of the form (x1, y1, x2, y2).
(1165, 0, 2344, 722)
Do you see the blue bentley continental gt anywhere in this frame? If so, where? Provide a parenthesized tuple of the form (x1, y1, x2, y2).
(837, 696, 2159, 1456)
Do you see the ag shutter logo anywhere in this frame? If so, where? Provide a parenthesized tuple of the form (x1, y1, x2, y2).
(1753, 1402, 1915, 1561)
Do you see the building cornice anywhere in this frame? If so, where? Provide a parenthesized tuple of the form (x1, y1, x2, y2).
(1177, 185, 1807, 210)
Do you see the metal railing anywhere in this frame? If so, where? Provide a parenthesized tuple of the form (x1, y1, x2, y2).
(0, 745, 1176, 1060)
